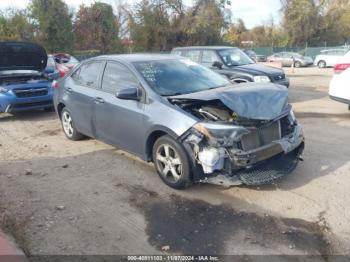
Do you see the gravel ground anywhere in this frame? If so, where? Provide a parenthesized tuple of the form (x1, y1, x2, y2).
(0, 67, 349, 256)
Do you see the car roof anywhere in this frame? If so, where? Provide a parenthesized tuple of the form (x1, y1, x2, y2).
(95, 53, 181, 63)
(173, 46, 236, 51)
(320, 49, 347, 53)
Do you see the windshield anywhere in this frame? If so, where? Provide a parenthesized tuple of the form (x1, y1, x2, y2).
(218, 48, 254, 67)
(69, 56, 79, 64)
(133, 59, 230, 96)
(289, 53, 303, 58)
(47, 56, 56, 67)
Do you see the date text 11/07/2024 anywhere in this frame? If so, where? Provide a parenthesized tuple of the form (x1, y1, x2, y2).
(127, 255, 220, 261)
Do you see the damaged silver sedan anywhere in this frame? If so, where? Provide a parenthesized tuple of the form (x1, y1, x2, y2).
(54, 54, 304, 189)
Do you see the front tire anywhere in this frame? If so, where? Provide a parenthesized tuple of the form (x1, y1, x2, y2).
(60, 108, 84, 141)
(318, 60, 326, 68)
(152, 135, 192, 189)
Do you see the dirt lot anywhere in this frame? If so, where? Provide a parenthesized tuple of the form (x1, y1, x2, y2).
(0, 67, 350, 257)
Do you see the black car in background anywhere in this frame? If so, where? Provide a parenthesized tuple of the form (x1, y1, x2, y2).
(172, 46, 289, 87)
(243, 49, 267, 62)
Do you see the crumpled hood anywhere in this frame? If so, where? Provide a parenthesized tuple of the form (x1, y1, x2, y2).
(170, 83, 289, 120)
(0, 42, 48, 72)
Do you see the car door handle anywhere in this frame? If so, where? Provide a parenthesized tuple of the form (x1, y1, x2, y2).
(66, 87, 73, 93)
(95, 97, 105, 104)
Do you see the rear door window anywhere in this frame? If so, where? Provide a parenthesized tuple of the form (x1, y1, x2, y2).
(172, 50, 182, 56)
(78, 61, 104, 88)
(101, 61, 139, 93)
(183, 50, 201, 63)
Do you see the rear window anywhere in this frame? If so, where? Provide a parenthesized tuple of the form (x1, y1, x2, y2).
(172, 50, 182, 56)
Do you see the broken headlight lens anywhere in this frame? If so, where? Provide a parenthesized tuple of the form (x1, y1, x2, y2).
(193, 122, 249, 142)
(0, 86, 9, 93)
(289, 109, 296, 122)
(253, 75, 271, 83)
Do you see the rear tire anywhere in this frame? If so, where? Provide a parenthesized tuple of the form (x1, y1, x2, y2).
(294, 61, 302, 68)
(152, 135, 192, 189)
(60, 108, 84, 141)
(318, 60, 326, 68)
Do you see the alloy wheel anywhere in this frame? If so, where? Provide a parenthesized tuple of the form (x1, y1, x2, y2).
(318, 61, 326, 68)
(62, 111, 74, 138)
(155, 144, 183, 183)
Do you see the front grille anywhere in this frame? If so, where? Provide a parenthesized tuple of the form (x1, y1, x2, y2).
(240, 117, 294, 151)
(13, 88, 48, 98)
(236, 143, 303, 186)
(272, 74, 285, 81)
(11, 101, 51, 108)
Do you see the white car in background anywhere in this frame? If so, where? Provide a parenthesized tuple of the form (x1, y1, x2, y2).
(315, 49, 348, 68)
(329, 50, 350, 109)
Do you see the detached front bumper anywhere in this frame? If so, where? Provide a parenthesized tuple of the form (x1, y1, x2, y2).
(186, 123, 305, 187)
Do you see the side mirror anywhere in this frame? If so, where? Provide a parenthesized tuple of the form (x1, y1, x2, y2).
(212, 61, 223, 69)
(116, 87, 141, 101)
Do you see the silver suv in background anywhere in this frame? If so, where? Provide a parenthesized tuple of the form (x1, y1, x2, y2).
(267, 52, 313, 67)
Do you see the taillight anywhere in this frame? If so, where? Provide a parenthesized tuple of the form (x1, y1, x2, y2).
(52, 80, 59, 89)
(58, 69, 66, 78)
(334, 63, 350, 74)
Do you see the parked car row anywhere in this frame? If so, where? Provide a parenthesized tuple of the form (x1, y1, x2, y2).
(267, 52, 313, 68)
(172, 46, 289, 87)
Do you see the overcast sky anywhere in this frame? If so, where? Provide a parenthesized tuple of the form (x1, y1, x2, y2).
(0, 0, 282, 29)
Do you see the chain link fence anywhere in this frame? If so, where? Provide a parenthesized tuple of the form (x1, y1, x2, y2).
(251, 46, 349, 59)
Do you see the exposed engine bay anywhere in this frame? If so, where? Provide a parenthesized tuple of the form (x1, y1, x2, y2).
(170, 96, 305, 187)
(174, 99, 274, 126)
(0, 71, 49, 86)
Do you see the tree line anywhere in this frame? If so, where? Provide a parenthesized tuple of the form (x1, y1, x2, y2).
(0, 0, 349, 54)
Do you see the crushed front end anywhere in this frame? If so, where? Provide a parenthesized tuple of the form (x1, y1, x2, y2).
(176, 99, 304, 187)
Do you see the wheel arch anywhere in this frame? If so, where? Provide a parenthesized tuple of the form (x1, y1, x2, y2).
(57, 102, 66, 119)
(144, 126, 179, 162)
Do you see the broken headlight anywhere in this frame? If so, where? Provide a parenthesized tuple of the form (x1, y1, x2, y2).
(0, 86, 9, 93)
(289, 109, 296, 122)
(193, 122, 249, 142)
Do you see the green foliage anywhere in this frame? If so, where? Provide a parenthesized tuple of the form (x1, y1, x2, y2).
(0, 9, 34, 41)
(129, 0, 226, 51)
(0, 0, 349, 53)
(130, 0, 171, 52)
(280, 0, 321, 47)
(319, 0, 350, 45)
(30, 0, 74, 52)
(223, 19, 247, 45)
(74, 2, 123, 53)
